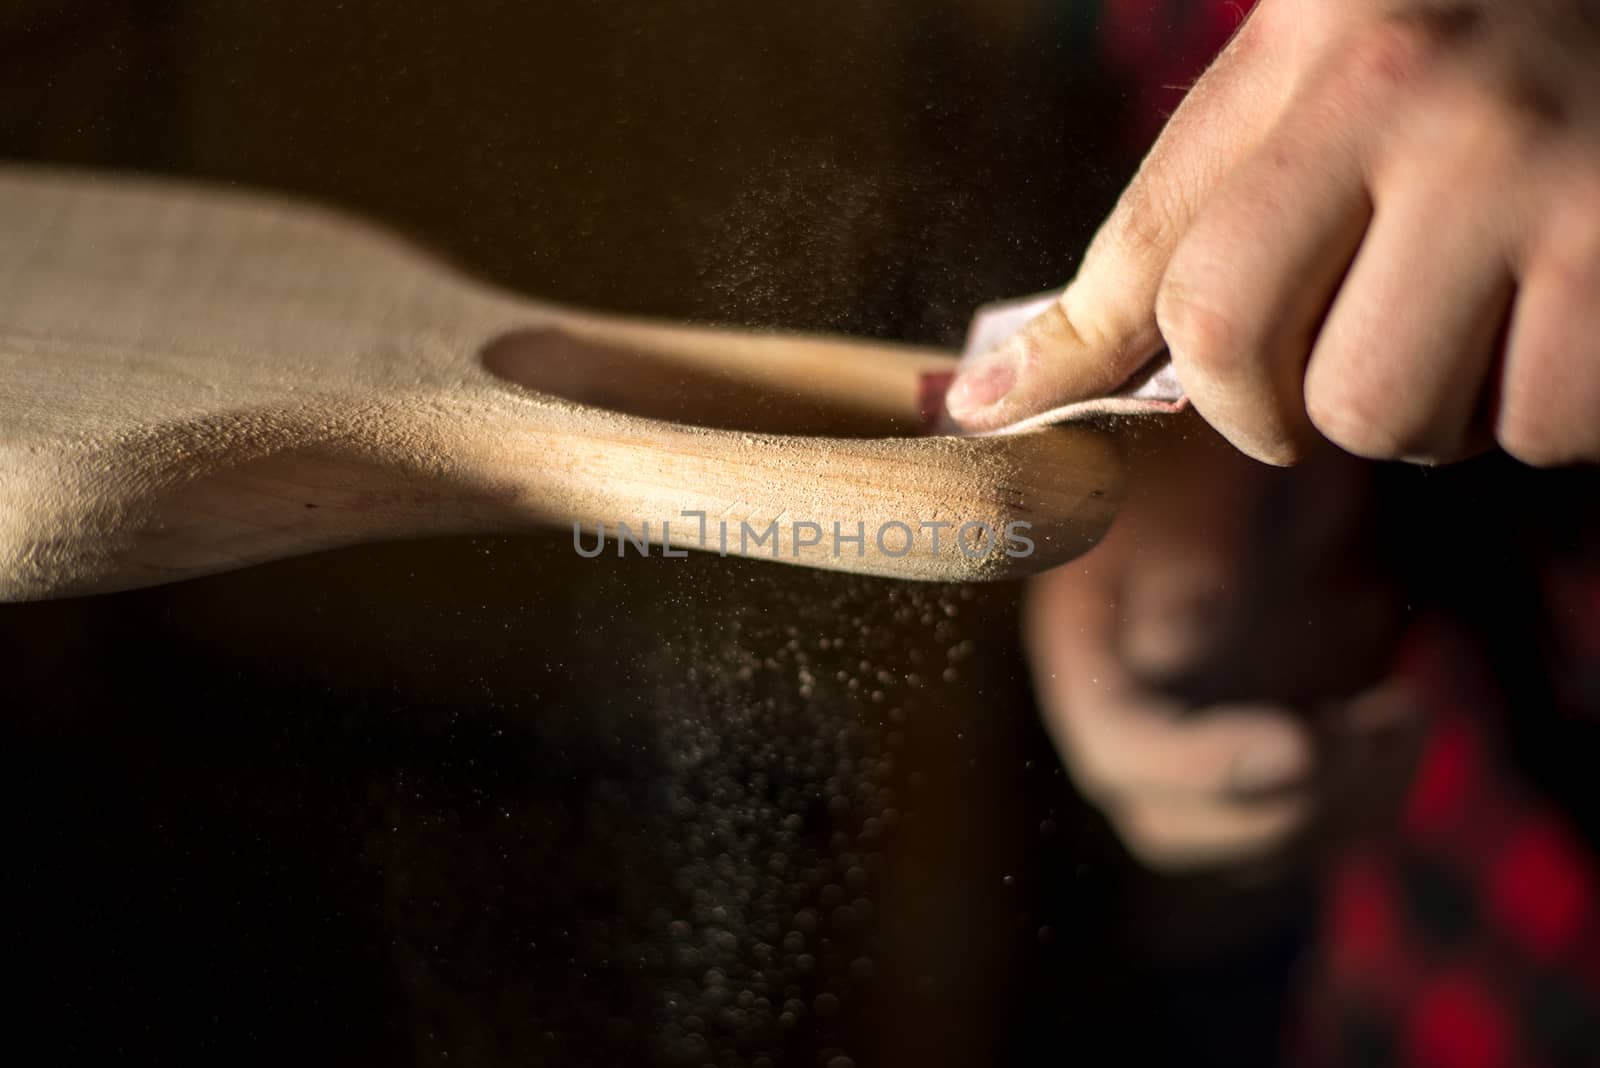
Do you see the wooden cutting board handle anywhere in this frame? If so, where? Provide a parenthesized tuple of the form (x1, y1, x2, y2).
(0, 166, 1125, 600)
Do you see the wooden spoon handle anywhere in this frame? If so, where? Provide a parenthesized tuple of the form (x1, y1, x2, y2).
(75, 353, 1122, 596)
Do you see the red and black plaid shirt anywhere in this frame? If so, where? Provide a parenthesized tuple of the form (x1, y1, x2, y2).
(1297, 601, 1600, 1068)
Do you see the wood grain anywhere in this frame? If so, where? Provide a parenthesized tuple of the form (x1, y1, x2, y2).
(0, 166, 1125, 600)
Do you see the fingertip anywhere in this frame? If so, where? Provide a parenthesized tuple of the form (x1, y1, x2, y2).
(946, 297, 1166, 432)
(945, 302, 1072, 429)
(943, 346, 1020, 428)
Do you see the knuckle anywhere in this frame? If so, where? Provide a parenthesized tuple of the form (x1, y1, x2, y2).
(1104, 174, 1186, 266)
(1427, 79, 1520, 148)
(1499, 405, 1590, 467)
(1156, 277, 1253, 384)
(1340, 12, 1455, 92)
(1305, 380, 1411, 460)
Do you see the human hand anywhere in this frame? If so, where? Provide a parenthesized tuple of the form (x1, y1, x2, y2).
(947, 0, 1600, 467)
(1024, 421, 1424, 869)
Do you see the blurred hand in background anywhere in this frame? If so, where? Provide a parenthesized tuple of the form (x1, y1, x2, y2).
(1025, 417, 1425, 869)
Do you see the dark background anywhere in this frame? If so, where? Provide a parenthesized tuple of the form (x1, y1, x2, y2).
(2, 2, 1308, 1065)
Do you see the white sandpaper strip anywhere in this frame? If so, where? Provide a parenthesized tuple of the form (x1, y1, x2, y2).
(952, 289, 1187, 436)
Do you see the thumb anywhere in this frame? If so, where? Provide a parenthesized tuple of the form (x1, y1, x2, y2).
(945, 9, 1285, 432)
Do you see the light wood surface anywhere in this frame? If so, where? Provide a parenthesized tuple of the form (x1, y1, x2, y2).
(0, 165, 1125, 600)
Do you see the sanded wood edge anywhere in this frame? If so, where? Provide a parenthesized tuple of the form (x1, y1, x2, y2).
(0, 380, 1124, 600)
